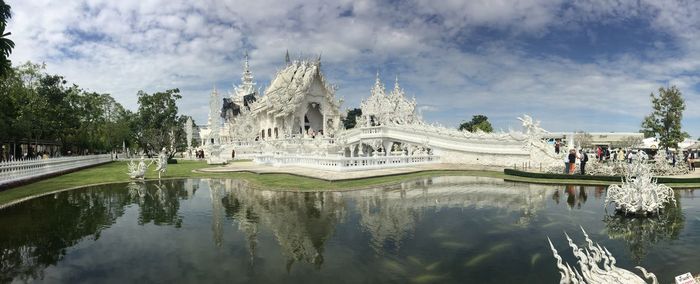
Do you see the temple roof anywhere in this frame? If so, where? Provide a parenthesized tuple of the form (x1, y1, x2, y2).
(254, 59, 340, 117)
(360, 73, 419, 125)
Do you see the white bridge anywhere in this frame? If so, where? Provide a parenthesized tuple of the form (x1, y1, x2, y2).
(216, 117, 554, 172)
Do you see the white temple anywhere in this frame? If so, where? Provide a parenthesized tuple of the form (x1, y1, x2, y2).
(196, 52, 562, 170)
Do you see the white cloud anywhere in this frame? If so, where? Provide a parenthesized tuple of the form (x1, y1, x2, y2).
(5, 0, 700, 137)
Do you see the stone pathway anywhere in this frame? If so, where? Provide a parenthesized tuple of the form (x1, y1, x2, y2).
(196, 162, 504, 181)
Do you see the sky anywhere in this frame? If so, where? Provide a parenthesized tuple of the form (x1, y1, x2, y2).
(6, 0, 700, 137)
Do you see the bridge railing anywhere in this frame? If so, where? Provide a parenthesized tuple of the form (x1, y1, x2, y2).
(0, 154, 113, 187)
(254, 154, 439, 171)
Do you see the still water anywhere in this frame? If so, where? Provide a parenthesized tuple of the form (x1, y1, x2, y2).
(0, 177, 698, 283)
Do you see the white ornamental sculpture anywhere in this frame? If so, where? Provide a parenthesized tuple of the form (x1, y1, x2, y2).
(154, 148, 168, 179)
(518, 114, 562, 171)
(185, 117, 193, 159)
(127, 156, 152, 179)
(360, 73, 420, 127)
(605, 160, 676, 216)
(207, 87, 227, 165)
(548, 227, 658, 284)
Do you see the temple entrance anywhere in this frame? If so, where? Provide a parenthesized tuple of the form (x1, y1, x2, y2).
(304, 103, 323, 135)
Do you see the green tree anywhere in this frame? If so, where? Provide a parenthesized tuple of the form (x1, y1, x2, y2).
(342, 108, 362, 129)
(134, 88, 186, 158)
(640, 86, 688, 150)
(0, 0, 14, 78)
(458, 115, 493, 133)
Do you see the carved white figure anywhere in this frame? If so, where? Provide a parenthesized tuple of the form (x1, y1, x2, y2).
(605, 159, 676, 215)
(548, 227, 658, 284)
(185, 117, 193, 158)
(127, 156, 152, 179)
(154, 148, 168, 179)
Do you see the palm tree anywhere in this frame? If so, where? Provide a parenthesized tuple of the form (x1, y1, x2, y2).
(0, 0, 13, 78)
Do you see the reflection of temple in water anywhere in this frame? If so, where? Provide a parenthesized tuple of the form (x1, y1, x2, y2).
(203, 176, 553, 268)
(208, 179, 347, 270)
(351, 176, 552, 252)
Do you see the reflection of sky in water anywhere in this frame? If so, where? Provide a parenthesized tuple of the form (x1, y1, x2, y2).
(0, 178, 698, 283)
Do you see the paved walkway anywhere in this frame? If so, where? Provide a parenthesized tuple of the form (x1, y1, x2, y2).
(196, 162, 504, 181)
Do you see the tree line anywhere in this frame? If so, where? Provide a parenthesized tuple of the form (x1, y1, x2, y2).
(0, 62, 190, 160)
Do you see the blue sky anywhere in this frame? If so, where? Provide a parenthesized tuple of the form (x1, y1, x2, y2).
(7, 0, 700, 137)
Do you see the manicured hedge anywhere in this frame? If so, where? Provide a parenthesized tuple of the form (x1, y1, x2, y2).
(504, 168, 700, 184)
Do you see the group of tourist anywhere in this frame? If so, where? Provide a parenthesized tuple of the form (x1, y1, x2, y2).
(558, 142, 699, 175)
(563, 149, 588, 175)
(194, 149, 205, 159)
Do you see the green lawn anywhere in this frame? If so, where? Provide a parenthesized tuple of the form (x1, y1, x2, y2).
(1, 160, 698, 207)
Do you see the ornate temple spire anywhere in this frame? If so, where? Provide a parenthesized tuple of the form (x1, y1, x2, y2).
(285, 49, 290, 65)
(241, 51, 254, 84)
(371, 71, 385, 97)
(235, 51, 256, 99)
(393, 75, 401, 93)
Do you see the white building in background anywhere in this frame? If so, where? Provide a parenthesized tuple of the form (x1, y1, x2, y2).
(194, 52, 567, 170)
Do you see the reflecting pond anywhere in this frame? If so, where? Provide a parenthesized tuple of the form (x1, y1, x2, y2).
(0, 177, 698, 283)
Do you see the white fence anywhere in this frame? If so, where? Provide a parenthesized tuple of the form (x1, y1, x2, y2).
(255, 154, 439, 171)
(0, 154, 113, 187)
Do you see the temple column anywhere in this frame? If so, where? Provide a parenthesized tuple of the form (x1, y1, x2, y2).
(322, 113, 327, 136)
(383, 140, 392, 156)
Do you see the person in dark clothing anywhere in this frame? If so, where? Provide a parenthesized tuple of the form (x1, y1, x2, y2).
(579, 149, 588, 175)
(568, 149, 577, 174)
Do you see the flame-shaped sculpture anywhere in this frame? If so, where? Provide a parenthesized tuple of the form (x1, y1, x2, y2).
(548, 227, 658, 284)
(605, 160, 676, 215)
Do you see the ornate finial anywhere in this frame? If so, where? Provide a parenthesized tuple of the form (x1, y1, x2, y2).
(394, 75, 400, 90)
(285, 49, 290, 65)
(375, 69, 381, 85)
(243, 50, 250, 71)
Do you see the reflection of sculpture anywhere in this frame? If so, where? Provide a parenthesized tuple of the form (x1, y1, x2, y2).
(604, 197, 684, 263)
(127, 156, 152, 179)
(605, 160, 675, 215)
(154, 148, 168, 179)
(548, 228, 658, 284)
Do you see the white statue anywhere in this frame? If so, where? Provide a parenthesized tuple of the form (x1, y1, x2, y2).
(185, 117, 193, 159)
(127, 156, 152, 179)
(154, 148, 168, 179)
(605, 159, 676, 215)
(548, 227, 658, 284)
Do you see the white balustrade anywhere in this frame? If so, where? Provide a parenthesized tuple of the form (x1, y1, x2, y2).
(0, 154, 113, 186)
(254, 153, 438, 171)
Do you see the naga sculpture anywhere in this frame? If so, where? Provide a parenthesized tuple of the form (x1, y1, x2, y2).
(548, 227, 658, 284)
(605, 160, 676, 216)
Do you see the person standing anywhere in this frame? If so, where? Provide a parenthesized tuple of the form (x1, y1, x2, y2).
(596, 146, 602, 162)
(555, 140, 560, 154)
(563, 154, 570, 174)
(579, 149, 588, 175)
(568, 149, 577, 175)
